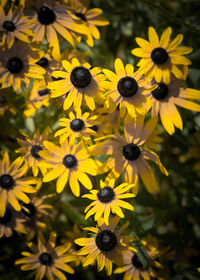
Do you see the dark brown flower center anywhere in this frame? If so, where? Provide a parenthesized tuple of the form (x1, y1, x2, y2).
(0, 174, 14, 189)
(31, 145, 43, 159)
(151, 47, 168, 65)
(2, 20, 16, 32)
(39, 252, 53, 265)
(63, 154, 77, 168)
(123, 143, 141, 161)
(38, 88, 49, 96)
(117, 76, 138, 98)
(0, 207, 12, 224)
(95, 230, 117, 252)
(0, 94, 7, 106)
(70, 66, 92, 88)
(21, 202, 36, 218)
(151, 83, 169, 100)
(38, 6, 56, 25)
(70, 118, 84, 132)
(131, 254, 144, 269)
(75, 12, 87, 22)
(6, 57, 23, 74)
(36, 57, 49, 68)
(97, 187, 115, 203)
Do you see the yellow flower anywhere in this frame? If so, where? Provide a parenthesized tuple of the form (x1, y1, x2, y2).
(131, 26, 193, 84)
(75, 216, 132, 276)
(23, 80, 50, 118)
(40, 140, 102, 196)
(0, 42, 45, 90)
(90, 114, 168, 193)
(103, 58, 155, 118)
(114, 247, 150, 280)
(55, 108, 99, 145)
(144, 73, 200, 134)
(15, 231, 75, 280)
(0, 206, 26, 238)
(48, 57, 106, 111)
(83, 178, 135, 225)
(67, 0, 109, 47)
(31, 0, 88, 59)
(0, 151, 39, 217)
(0, 6, 33, 49)
(16, 128, 50, 177)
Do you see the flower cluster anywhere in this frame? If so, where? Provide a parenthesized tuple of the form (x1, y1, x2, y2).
(0, 0, 200, 279)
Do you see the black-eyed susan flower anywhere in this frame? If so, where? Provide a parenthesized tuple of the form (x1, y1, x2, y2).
(20, 194, 53, 239)
(0, 206, 26, 238)
(48, 57, 106, 111)
(115, 247, 150, 280)
(0, 6, 33, 49)
(31, 0, 87, 60)
(15, 231, 75, 280)
(131, 26, 193, 84)
(103, 58, 155, 118)
(0, 42, 45, 90)
(40, 140, 102, 196)
(83, 178, 135, 225)
(55, 108, 99, 145)
(36, 52, 60, 81)
(67, 0, 109, 47)
(23, 80, 50, 118)
(144, 74, 200, 134)
(0, 151, 38, 217)
(91, 114, 168, 193)
(75, 216, 133, 276)
(16, 128, 50, 177)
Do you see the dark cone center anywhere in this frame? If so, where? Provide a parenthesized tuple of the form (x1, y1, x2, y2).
(0, 207, 12, 224)
(0, 174, 14, 189)
(151, 47, 168, 65)
(117, 76, 138, 98)
(6, 57, 23, 74)
(36, 57, 49, 68)
(70, 118, 84, 132)
(63, 154, 77, 168)
(96, 230, 117, 252)
(21, 202, 36, 217)
(2, 20, 16, 32)
(39, 252, 53, 265)
(123, 143, 141, 161)
(131, 254, 144, 269)
(70, 66, 92, 88)
(97, 187, 115, 203)
(31, 145, 43, 159)
(75, 12, 87, 22)
(38, 5, 56, 25)
(0, 94, 7, 106)
(151, 83, 169, 100)
(38, 88, 49, 96)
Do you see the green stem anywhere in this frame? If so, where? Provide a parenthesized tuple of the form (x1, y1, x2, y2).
(139, 0, 200, 35)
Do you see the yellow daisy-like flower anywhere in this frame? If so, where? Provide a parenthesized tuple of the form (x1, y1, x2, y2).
(31, 0, 88, 60)
(0, 42, 45, 90)
(131, 26, 193, 84)
(144, 74, 200, 135)
(40, 140, 102, 196)
(16, 128, 50, 177)
(0, 206, 26, 238)
(103, 58, 155, 118)
(48, 57, 106, 111)
(0, 6, 33, 49)
(75, 216, 132, 276)
(91, 114, 168, 193)
(23, 79, 50, 118)
(15, 231, 75, 280)
(0, 151, 38, 217)
(115, 247, 150, 280)
(67, 0, 109, 47)
(83, 178, 135, 225)
(55, 108, 99, 145)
